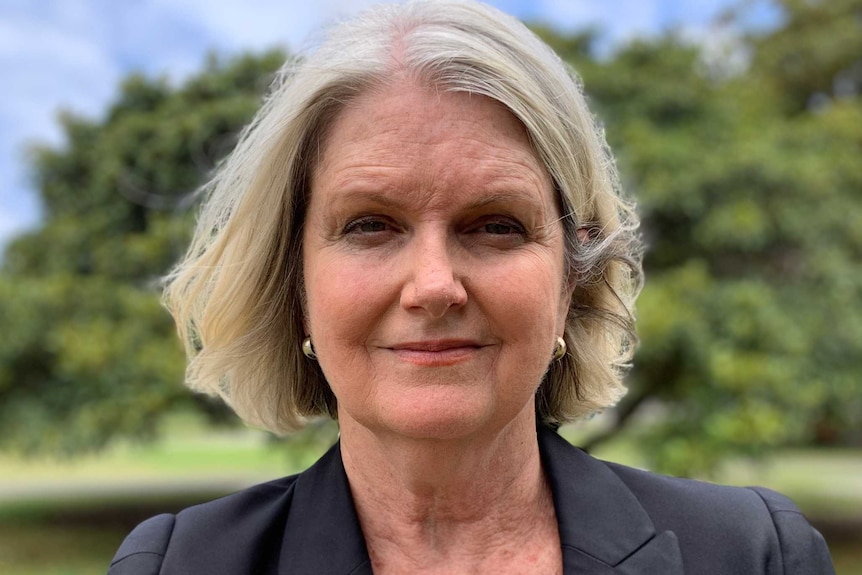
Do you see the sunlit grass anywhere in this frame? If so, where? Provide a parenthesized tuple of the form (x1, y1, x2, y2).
(713, 448, 862, 520)
(0, 524, 119, 575)
(0, 413, 332, 510)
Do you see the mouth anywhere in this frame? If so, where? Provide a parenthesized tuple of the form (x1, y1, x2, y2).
(390, 339, 483, 352)
(386, 340, 487, 366)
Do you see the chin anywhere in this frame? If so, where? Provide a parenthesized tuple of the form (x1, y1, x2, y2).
(370, 391, 530, 442)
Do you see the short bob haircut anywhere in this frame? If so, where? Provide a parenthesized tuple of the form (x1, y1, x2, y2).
(163, 0, 643, 434)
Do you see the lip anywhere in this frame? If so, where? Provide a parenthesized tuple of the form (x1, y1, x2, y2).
(390, 339, 483, 352)
(386, 339, 487, 366)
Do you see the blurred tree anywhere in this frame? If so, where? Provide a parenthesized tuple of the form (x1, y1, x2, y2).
(0, 51, 285, 454)
(537, 0, 862, 474)
(746, 0, 862, 114)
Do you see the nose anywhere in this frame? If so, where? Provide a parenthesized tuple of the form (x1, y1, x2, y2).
(400, 232, 467, 318)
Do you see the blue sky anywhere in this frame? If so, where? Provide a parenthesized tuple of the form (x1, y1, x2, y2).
(0, 0, 771, 251)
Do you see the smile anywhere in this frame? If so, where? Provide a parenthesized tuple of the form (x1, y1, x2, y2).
(387, 340, 486, 367)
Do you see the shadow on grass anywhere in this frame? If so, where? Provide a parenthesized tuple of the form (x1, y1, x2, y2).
(0, 492, 228, 575)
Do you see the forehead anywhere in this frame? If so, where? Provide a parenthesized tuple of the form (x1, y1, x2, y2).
(311, 80, 554, 209)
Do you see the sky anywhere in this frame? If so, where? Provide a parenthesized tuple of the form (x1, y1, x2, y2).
(0, 0, 773, 252)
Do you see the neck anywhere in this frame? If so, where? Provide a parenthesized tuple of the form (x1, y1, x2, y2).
(339, 409, 560, 573)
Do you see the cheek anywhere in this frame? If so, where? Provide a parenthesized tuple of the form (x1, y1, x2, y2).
(304, 254, 393, 345)
(482, 252, 566, 331)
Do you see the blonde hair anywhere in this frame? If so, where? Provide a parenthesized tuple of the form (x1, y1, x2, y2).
(163, 0, 643, 433)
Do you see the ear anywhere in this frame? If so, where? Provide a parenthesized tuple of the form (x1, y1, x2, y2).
(557, 228, 588, 336)
(576, 226, 589, 244)
(556, 277, 574, 337)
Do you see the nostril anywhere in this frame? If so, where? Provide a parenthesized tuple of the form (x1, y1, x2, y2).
(401, 268, 467, 318)
(401, 234, 468, 316)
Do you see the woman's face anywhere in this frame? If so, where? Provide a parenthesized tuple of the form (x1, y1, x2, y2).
(303, 81, 571, 441)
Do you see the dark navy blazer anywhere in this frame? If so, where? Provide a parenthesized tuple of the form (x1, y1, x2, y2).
(107, 426, 834, 574)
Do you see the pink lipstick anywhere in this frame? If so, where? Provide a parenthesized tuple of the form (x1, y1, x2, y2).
(388, 340, 484, 366)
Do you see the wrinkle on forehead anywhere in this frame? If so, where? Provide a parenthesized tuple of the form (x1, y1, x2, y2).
(311, 79, 555, 218)
(314, 74, 537, 164)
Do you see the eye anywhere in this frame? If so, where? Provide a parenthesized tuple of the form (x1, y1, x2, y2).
(482, 221, 523, 235)
(465, 216, 528, 249)
(340, 216, 405, 248)
(343, 216, 393, 235)
(472, 217, 526, 236)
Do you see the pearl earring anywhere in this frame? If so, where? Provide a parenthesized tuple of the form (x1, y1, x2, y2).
(552, 337, 566, 361)
(302, 337, 317, 360)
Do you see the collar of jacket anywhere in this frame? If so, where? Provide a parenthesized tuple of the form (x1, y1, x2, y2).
(278, 425, 683, 574)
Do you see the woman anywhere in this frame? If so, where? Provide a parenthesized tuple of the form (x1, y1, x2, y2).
(108, 1, 834, 573)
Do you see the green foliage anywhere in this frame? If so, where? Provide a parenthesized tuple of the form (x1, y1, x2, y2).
(558, 0, 862, 474)
(0, 275, 185, 454)
(748, 0, 862, 113)
(0, 50, 285, 455)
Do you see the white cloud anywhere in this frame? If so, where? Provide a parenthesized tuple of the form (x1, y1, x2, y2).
(534, 0, 660, 29)
(530, 0, 611, 28)
(0, 15, 119, 123)
(150, 0, 383, 54)
(0, 3, 123, 252)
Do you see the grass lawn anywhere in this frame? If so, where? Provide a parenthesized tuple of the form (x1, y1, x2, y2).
(1, 419, 860, 574)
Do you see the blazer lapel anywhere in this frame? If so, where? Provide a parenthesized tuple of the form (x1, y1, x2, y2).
(278, 442, 373, 575)
(539, 427, 684, 574)
(278, 429, 682, 575)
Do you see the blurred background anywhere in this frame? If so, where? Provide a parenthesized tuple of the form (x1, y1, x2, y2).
(1, 0, 860, 573)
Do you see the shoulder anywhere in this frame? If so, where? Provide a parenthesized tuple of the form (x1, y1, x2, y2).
(107, 513, 175, 575)
(106, 475, 300, 575)
(604, 458, 774, 526)
(603, 459, 834, 574)
(540, 426, 833, 573)
(106, 441, 363, 575)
